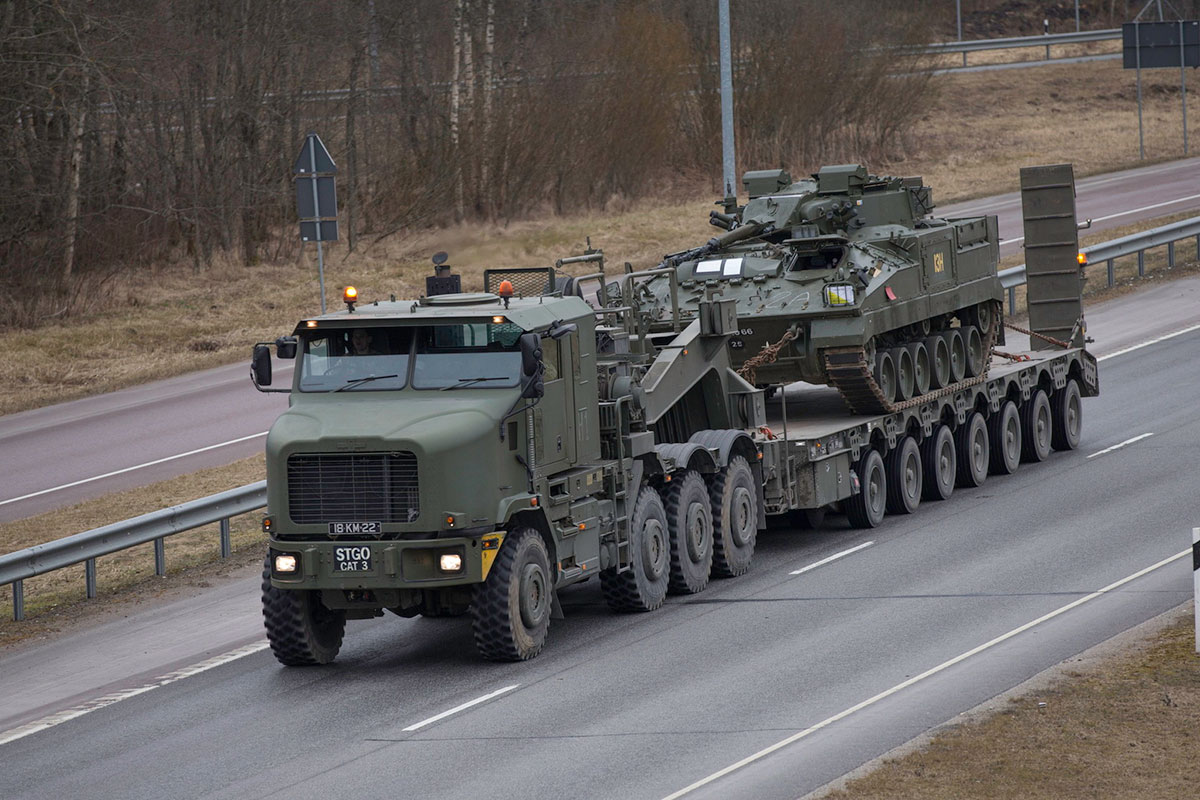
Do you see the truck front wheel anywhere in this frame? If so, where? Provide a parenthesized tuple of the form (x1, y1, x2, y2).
(261, 555, 346, 666)
(472, 527, 552, 661)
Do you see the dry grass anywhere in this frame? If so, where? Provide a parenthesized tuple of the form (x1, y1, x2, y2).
(818, 612, 1200, 800)
(2, 56, 1197, 416)
(0, 455, 267, 646)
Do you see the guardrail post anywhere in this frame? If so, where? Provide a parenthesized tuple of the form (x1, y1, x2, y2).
(220, 518, 231, 558)
(1168, 241, 1175, 268)
(1007, 285, 1016, 315)
(1137, 250, 1145, 277)
(1193, 527, 1199, 654)
(85, 558, 97, 599)
(1107, 258, 1115, 287)
(13, 580, 23, 621)
(154, 537, 166, 576)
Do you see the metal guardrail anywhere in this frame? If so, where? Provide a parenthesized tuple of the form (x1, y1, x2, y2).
(3, 214, 1199, 622)
(998, 215, 1200, 313)
(915, 28, 1121, 57)
(0, 482, 266, 621)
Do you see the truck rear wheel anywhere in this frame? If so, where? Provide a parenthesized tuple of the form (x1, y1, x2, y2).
(472, 527, 552, 661)
(1050, 379, 1082, 451)
(601, 486, 670, 611)
(261, 555, 345, 666)
(708, 456, 758, 578)
(954, 412, 989, 488)
(921, 425, 956, 501)
(664, 470, 714, 595)
(988, 400, 1022, 475)
(1020, 389, 1053, 463)
(885, 436, 922, 514)
(846, 449, 886, 529)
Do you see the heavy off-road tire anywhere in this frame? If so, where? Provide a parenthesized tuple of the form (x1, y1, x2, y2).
(472, 527, 553, 661)
(261, 554, 346, 666)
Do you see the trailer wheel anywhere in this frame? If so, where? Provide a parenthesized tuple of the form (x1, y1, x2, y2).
(601, 486, 670, 611)
(664, 470, 714, 595)
(472, 527, 552, 661)
(955, 412, 989, 488)
(885, 436, 922, 514)
(988, 400, 1022, 475)
(709, 456, 758, 578)
(921, 425, 956, 501)
(1050, 379, 1083, 451)
(1020, 389, 1053, 463)
(261, 555, 345, 666)
(846, 450, 886, 529)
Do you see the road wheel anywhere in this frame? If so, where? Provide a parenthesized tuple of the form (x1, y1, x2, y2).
(963, 325, 985, 377)
(601, 486, 670, 611)
(921, 425, 956, 501)
(954, 412, 989, 488)
(472, 527, 552, 661)
(1050, 379, 1083, 451)
(261, 555, 345, 666)
(944, 329, 966, 383)
(709, 455, 758, 578)
(1020, 389, 1053, 463)
(909, 341, 930, 396)
(846, 450, 887, 529)
(925, 335, 951, 389)
(970, 301, 996, 339)
(874, 349, 896, 404)
(892, 347, 915, 401)
(664, 470, 714, 595)
(885, 437, 922, 514)
(988, 400, 1022, 475)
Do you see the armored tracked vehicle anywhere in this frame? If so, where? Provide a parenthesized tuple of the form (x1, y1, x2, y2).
(642, 164, 1005, 414)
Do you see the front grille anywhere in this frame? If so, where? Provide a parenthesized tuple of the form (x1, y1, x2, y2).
(287, 452, 419, 525)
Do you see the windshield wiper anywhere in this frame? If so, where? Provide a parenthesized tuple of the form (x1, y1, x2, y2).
(441, 376, 509, 391)
(334, 374, 399, 392)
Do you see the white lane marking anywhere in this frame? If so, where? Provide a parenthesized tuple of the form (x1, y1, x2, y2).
(0, 431, 268, 507)
(790, 542, 874, 575)
(401, 684, 521, 732)
(662, 547, 1192, 800)
(0, 641, 270, 747)
(993, 192, 1200, 248)
(1096, 322, 1200, 362)
(1087, 432, 1154, 459)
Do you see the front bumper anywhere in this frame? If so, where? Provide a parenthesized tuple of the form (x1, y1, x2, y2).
(268, 532, 505, 590)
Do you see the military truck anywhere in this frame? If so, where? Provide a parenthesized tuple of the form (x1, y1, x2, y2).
(251, 165, 1097, 666)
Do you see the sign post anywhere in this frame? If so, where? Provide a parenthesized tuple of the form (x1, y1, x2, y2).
(1122, 19, 1200, 160)
(293, 132, 338, 314)
(1193, 527, 1199, 654)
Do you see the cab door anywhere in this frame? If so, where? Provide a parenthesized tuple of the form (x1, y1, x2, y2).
(534, 333, 575, 473)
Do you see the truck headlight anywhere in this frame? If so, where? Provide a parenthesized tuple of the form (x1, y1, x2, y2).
(824, 284, 855, 306)
(439, 553, 463, 573)
(274, 553, 298, 573)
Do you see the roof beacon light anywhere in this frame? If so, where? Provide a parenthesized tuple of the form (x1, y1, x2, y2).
(497, 280, 515, 309)
(343, 286, 358, 312)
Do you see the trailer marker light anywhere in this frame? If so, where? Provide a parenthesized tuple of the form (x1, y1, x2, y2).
(1077, 252, 1088, 265)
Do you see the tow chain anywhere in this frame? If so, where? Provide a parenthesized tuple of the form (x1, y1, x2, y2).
(1003, 320, 1072, 349)
(738, 328, 797, 385)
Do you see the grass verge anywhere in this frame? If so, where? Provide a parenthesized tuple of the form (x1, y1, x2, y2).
(817, 608, 1200, 800)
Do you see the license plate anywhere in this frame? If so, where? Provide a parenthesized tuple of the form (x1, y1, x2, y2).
(328, 521, 381, 535)
(334, 545, 373, 572)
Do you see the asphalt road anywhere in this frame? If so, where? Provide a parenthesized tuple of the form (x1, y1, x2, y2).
(1, 281, 1197, 799)
(1, 157, 1199, 524)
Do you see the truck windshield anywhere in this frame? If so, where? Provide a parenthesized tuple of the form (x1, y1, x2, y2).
(412, 322, 523, 390)
(298, 327, 413, 392)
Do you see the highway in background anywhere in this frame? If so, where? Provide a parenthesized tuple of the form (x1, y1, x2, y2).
(1, 275, 1198, 799)
(1, 157, 1198, 524)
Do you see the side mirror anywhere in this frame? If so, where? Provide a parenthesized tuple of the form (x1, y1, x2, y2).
(251, 344, 272, 387)
(275, 336, 297, 359)
(518, 332, 544, 399)
(519, 332, 542, 377)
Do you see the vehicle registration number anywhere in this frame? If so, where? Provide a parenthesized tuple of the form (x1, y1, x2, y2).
(334, 545, 372, 572)
(328, 521, 381, 535)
